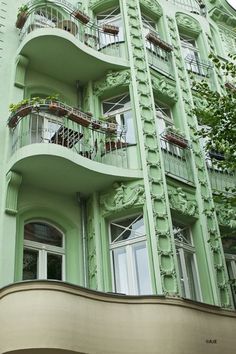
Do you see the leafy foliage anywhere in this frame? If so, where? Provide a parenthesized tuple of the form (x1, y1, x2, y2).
(193, 53, 236, 171)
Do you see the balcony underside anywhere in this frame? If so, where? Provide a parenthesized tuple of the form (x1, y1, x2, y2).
(0, 281, 236, 354)
(7, 144, 142, 196)
(18, 29, 129, 85)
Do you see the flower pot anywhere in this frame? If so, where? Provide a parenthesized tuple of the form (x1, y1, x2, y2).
(92, 121, 101, 130)
(106, 122, 117, 133)
(18, 105, 31, 117)
(146, 32, 172, 52)
(102, 24, 119, 35)
(16, 12, 27, 29)
(69, 110, 91, 127)
(49, 102, 59, 111)
(73, 10, 90, 24)
(164, 133, 188, 148)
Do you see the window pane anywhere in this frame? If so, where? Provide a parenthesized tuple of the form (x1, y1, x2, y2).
(133, 243, 152, 295)
(123, 110, 135, 144)
(111, 216, 145, 243)
(184, 252, 197, 300)
(47, 253, 62, 280)
(176, 250, 186, 297)
(23, 249, 38, 280)
(113, 248, 129, 294)
(24, 222, 63, 247)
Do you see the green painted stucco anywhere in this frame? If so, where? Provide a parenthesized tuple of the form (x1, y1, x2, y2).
(0, 0, 235, 310)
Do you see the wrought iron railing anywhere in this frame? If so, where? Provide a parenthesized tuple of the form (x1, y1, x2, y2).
(8, 101, 135, 170)
(145, 30, 173, 76)
(206, 160, 235, 192)
(18, 5, 124, 58)
(166, 0, 206, 16)
(160, 138, 194, 183)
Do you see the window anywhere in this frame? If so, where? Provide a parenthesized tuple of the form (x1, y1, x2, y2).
(109, 215, 152, 295)
(142, 14, 157, 51)
(23, 221, 65, 280)
(97, 7, 123, 46)
(180, 36, 204, 75)
(222, 238, 236, 308)
(30, 114, 62, 144)
(173, 223, 201, 301)
(102, 93, 135, 144)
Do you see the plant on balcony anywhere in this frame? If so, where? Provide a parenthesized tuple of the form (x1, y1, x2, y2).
(16, 5, 28, 29)
(102, 24, 119, 35)
(68, 108, 91, 127)
(164, 127, 188, 148)
(146, 31, 173, 52)
(9, 98, 31, 116)
(72, 9, 90, 24)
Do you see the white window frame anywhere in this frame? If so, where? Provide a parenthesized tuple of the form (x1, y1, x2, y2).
(102, 93, 135, 144)
(174, 224, 202, 301)
(23, 221, 65, 281)
(180, 36, 204, 76)
(109, 215, 152, 295)
(97, 6, 123, 44)
(30, 113, 63, 144)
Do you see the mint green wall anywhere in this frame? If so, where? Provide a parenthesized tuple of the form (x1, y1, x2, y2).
(0, 0, 235, 310)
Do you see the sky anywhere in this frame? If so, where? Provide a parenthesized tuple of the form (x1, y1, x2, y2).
(227, 0, 236, 9)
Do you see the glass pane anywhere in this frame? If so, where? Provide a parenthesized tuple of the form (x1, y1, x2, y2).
(24, 222, 63, 247)
(134, 243, 152, 295)
(23, 248, 38, 280)
(113, 248, 129, 294)
(176, 250, 186, 297)
(47, 253, 62, 280)
(111, 216, 145, 243)
(102, 94, 130, 115)
(184, 251, 197, 300)
(123, 111, 135, 144)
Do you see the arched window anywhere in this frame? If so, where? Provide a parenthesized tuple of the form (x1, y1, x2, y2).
(23, 221, 65, 281)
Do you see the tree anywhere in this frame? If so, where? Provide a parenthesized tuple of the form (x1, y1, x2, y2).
(193, 53, 236, 171)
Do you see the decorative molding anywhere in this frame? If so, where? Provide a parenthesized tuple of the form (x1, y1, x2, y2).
(151, 75, 178, 102)
(168, 187, 198, 216)
(176, 13, 201, 36)
(93, 70, 131, 96)
(5, 171, 22, 215)
(210, 8, 236, 28)
(100, 182, 145, 213)
(89, 0, 116, 11)
(139, 0, 162, 18)
(14, 55, 29, 88)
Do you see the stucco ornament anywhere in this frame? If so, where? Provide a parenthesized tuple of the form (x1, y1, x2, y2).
(176, 13, 201, 35)
(139, 0, 162, 17)
(94, 70, 131, 96)
(100, 182, 145, 213)
(168, 187, 197, 216)
(151, 75, 178, 102)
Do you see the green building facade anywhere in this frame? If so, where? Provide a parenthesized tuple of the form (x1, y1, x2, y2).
(0, 0, 236, 353)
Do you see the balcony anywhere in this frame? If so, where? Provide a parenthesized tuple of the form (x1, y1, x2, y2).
(166, 0, 206, 16)
(18, 4, 126, 59)
(7, 100, 140, 195)
(160, 138, 194, 183)
(145, 30, 173, 77)
(0, 281, 236, 354)
(206, 161, 235, 193)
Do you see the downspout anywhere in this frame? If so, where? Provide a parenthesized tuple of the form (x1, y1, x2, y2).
(78, 192, 88, 288)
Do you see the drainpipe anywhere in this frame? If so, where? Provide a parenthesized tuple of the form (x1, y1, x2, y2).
(77, 192, 88, 287)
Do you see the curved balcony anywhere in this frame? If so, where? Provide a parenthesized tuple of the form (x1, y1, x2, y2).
(7, 101, 141, 195)
(1, 281, 236, 354)
(16, 4, 128, 83)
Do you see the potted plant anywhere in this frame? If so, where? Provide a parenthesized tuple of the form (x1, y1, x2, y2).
(72, 9, 90, 24)
(102, 24, 119, 35)
(16, 5, 28, 29)
(68, 108, 91, 127)
(146, 31, 173, 52)
(164, 127, 188, 148)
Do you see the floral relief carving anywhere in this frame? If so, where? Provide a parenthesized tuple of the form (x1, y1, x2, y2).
(176, 13, 201, 35)
(100, 182, 145, 213)
(139, 0, 162, 17)
(93, 70, 131, 96)
(168, 187, 198, 216)
(151, 75, 178, 102)
(216, 204, 236, 229)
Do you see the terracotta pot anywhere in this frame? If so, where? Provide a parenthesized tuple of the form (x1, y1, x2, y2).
(165, 133, 188, 148)
(102, 24, 119, 35)
(73, 10, 90, 24)
(16, 12, 27, 29)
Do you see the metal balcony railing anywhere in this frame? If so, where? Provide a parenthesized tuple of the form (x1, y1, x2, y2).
(145, 30, 173, 76)
(18, 5, 123, 58)
(206, 160, 236, 192)
(166, 0, 206, 16)
(160, 138, 194, 183)
(8, 100, 134, 170)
